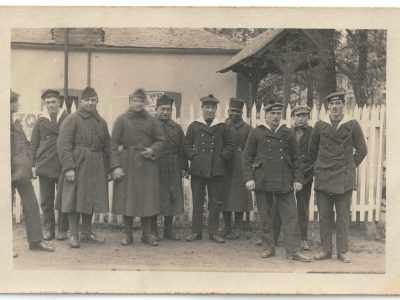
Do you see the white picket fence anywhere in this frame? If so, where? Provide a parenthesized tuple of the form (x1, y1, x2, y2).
(12, 101, 385, 224)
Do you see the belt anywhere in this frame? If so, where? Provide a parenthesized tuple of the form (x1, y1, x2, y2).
(74, 146, 102, 152)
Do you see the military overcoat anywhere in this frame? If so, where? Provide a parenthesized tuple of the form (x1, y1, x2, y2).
(30, 109, 68, 179)
(308, 115, 367, 194)
(183, 117, 235, 178)
(242, 122, 303, 193)
(158, 119, 188, 216)
(111, 110, 164, 217)
(224, 118, 253, 212)
(11, 117, 33, 184)
(55, 109, 110, 214)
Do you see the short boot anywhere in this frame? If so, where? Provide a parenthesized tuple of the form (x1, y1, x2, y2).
(121, 216, 133, 246)
(164, 216, 180, 241)
(68, 212, 80, 248)
(141, 217, 158, 246)
(80, 213, 105, 244)
(151, 215, 161, 241)
(221, 211, 232, 237)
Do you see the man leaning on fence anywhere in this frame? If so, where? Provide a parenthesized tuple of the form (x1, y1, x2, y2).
(56, 87, 111, 248)
(10, 90, 55, 255)
(309, 91, 367, 263)
(183, 94, 235, 243)
(30, 89, 69, 241)
(242, 100, 310, 262)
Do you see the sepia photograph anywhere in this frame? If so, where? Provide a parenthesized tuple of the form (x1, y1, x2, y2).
(1, 6, 398, 294)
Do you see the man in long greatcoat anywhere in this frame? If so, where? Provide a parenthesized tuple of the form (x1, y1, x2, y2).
(155, 95, 188, 240)
(183, 94, 235, 243)
(272, 105, 314, 250)
(11, 90, 54, 255)
(30, 89, 69, 241)
(222, 98, 253, 240)
(242, 100, 310, 262)
(56, 87, 110, 248)
(309, 91, 367, 263)
(111, 89, 164, 246)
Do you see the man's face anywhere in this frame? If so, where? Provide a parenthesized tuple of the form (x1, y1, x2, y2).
(265, 110, 282, 128)
(328, 99, 345, 118)
(228, 108, 242, 123)
(202, 103, 217, 121)
(293, 113, 310, 127)
(129, 97, 145, 112)
(80, 96, 98, 112)
(10, 100, 20, 114)
(43, 96, 60, 115)
(156, 104, 172, 121)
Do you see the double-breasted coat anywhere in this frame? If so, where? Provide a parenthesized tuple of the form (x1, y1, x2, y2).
(308, 115, 367, 195)
(30, 110, 68, 179)
(290, 125, 314, 185)
(55, 109, 110, 214)
(111, 110, 164, 217)
(224, 118, 253, 212)
(11, 116, 33, 184)
(242, 122, 303, 193)
(183, 117, 235, 178)
(158, 119, 188, 216)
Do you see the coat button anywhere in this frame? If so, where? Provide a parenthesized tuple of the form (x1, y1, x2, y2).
(280, 140, 283, 142)
(202, 142, 205, 144)
(46, 135, 50, 138)
(267, 139, 270, 142)
(210, 149, 213, 152)
(203, 149, 205, 152)
(268, 149, 271, 151)
(202, 134, 204, 137)
(343, 166, 346, 169)
(211, 142, 214, 145)
(280, 156, 283, 159)
(302, 155, 305, 157)
(280, 149, 283, 151)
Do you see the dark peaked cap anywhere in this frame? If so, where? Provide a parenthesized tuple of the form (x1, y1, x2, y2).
(10, 90, 20, 103)
(292, 104, 311, 116)
(325, 91, 346, 102)
(129, 89, 146, 100)
(229, 98, 245, 110)
(156, 95, 174, 107)
(264, 100, 283, 112)
(200, 94, 219, 104)
(81, 87, 98, 99)
(41, 89, 60, 100)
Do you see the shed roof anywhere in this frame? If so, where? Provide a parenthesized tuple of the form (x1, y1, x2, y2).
(11, 28, 243, 53)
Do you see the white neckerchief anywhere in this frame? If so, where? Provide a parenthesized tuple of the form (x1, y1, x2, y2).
(258, 120, 283, 133)
(39, 108, 65, 123)
(319, 113, 353, 131)
(11, 113, 18, 123)
(195, 116, 225, 127)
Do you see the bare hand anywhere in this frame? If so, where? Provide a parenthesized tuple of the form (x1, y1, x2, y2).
(293, 182, 303, 192)
(112, 167, 125, 181)
(65, 169, 75, 182)
(141, 148, 155, 160)
(245, 180, 256, 191)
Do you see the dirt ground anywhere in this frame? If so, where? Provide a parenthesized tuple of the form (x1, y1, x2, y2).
(12, 219, 385, 273)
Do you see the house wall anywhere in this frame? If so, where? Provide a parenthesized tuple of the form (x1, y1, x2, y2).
(11, 48, 237, 128)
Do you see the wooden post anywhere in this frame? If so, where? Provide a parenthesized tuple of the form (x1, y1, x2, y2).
(282, 70, 292, 120)
(64, 28, 69, 113)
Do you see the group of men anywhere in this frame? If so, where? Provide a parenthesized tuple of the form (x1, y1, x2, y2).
(11, 87, 367, 263)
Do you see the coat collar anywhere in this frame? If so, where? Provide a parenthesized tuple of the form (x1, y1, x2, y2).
(160, 119, 179, 128)
(257, 120, 283, 132)
(78, 109, 101, 122)
(195, 116, 225, 127)
(225, 118, 244, 128)
(38, 108, 66, 123)
(319, 113, 353, 131)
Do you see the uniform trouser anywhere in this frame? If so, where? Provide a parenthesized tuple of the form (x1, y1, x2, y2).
(273, 181, 312, 241)
(256, 191, 300, 254)
(191, 175, 224, 235)
(316, 190, 352, 254)
(67, 212, 93, 237)
(39, 176, 69, 233)
(223, 211, 243, 230)
(12, 182, 43, 243)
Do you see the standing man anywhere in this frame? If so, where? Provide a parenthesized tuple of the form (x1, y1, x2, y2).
(56, 87, 110, 248)
(222, 98, 253, 240)
(309, 91, 367, 263)
(183, 94, 235, 243)
(30, 89, 69, 241)
(242, 100, 310, 262)
(111, 89, 164, 246)
(155, 95, 188, 240)
(10, 90, 54, 253)
(272, 105, 314, 250)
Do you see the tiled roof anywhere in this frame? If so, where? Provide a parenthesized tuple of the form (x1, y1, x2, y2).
(11, 28, 243, 51)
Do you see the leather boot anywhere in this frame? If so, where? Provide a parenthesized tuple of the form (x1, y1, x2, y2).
(151, 215, 161, 241)
(81, 213, 105, 244)
(121, 216, 133, 245)
(221, 211, 232, 237)
(164, 216, 180, 241)
(140, 217, 158, 246)
(68, 212, 80, 248)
